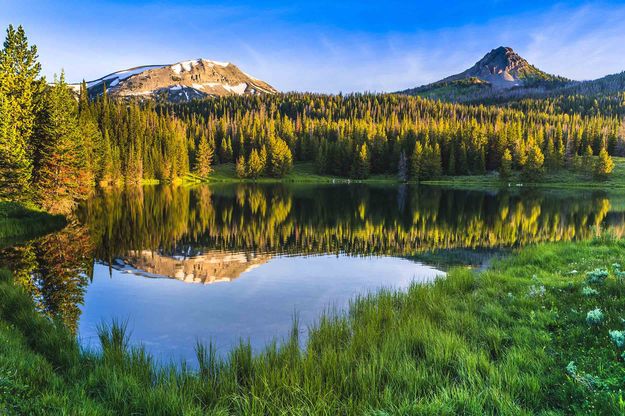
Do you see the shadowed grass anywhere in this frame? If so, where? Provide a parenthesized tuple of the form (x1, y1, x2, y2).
(1, 238, 625, 414)
(0, 201, 66, 247)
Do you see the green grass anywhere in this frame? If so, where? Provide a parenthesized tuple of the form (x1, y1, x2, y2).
(194, 162, 401, 184)
(424, 156, 625, 190)
(190, 158, 625, 190)
(2, 237, 625, 414)
(0, 202, 66, 247)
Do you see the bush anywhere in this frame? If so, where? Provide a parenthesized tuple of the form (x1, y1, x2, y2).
(609, 330, 625, 349)
(581, 286, 599, 296)
(586, 268, 609, 285)
(586, 308, 604, 326)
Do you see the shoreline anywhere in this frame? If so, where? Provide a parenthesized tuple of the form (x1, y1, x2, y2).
(102, 157, 625, 191)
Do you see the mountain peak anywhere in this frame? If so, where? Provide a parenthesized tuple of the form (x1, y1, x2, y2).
(77, 58, 277, 102)
(439, 46, 542, 89)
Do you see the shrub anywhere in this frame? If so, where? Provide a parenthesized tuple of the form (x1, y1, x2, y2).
(581, 286, 599, 296)
(586, 308, 604, 326)
(586, 268, 609, 285)
(609, 330, 625, 349)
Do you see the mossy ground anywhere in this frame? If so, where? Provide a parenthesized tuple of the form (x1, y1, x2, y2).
(1, 237, 625, 414)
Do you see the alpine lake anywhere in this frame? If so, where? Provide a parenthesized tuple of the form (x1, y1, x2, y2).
(2, 183, 623, 366)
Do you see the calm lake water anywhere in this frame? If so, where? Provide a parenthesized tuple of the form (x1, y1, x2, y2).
(2, 184, 624, 365)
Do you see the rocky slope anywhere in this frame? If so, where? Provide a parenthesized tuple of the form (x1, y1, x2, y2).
(76, 59, 277, 101)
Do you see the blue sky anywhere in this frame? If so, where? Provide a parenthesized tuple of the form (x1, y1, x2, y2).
(1, 0, 625, 92)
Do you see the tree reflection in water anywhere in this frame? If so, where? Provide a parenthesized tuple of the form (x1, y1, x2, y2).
(1, 184, 623, 331)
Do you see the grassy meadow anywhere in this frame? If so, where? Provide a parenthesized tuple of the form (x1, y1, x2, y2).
(2, 237, 625, 415)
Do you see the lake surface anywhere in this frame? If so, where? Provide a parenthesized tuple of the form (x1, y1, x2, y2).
(2, 184, 624, 365)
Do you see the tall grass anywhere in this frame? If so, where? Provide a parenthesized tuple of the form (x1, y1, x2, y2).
(1, 238, 625, 414)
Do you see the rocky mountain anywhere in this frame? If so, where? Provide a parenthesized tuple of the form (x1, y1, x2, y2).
(399, 47, 570, 101)
(74, 58, 277, 102)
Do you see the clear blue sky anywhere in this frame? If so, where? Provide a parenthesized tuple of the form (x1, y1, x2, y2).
(1, 0, 624, 92)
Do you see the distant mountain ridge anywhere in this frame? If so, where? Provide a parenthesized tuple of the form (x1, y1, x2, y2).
(73, 58, 277, 102)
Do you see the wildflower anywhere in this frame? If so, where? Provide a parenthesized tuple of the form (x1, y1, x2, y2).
(528, 284, 546, 297)
(586, 308, 604, 326)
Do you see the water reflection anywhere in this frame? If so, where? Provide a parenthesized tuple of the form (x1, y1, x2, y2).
(80, 184, 621, 259)
(0, 184, 623, 362)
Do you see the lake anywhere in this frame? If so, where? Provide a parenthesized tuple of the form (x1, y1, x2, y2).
(1, 184, 623, 366)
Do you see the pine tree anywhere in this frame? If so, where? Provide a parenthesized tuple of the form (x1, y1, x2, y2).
(565, 133, 577, 168)
(397, 150, 408, 182)
(259, 146, 268, 175)
(352, 143, 370, 179)
(582, 145, 594, 173)
(499, 148, 512, 180)
(194, 134, 214, 178)
(522, 142, 545, 182)
(0, 88, 32, 200)
(594, 147, 614, 180)
(100, 129, 115, 184)
(411, 141, 423, 181)
(269, 137, 293, 177)
(247, 149, 264, 179)
(33, 72, 88, 213)
(235, 155, 247, 178)
(0, 25, 42, 201)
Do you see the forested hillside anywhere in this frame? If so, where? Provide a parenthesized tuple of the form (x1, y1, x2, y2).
(1, 25, 623, 215)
